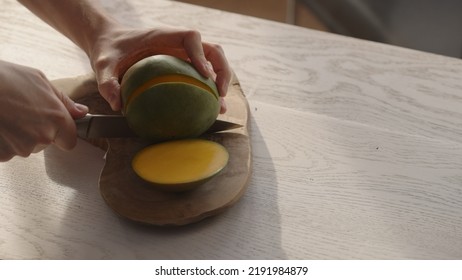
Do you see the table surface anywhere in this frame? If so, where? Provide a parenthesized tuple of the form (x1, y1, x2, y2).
(1, 0, 462, 260)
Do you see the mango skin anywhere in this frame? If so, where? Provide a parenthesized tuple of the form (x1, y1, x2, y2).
(120, 55, 220, 142)
(127, 83, 219, 141)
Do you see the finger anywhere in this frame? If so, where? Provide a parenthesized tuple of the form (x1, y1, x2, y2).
(92, 53, 122, 111)
(53, 120, 77, 151)
(32, 144, 48, 154)
(51, 81, 89, 119)
(182, 33, 231, 97)
(203, 43, 232, 97)
(60, 89, 88, 119)
(215, 69, 231, 97)
(182, 30, 215, 79)
(66, 100, 89, 120)
(96, 70, 122, 111)
(219, 97, 227, 114)
(133, 28, 202, 63)
(52, 91, 79, 151)
(0, 128, 37, 159)
(0, 137, 15, 162)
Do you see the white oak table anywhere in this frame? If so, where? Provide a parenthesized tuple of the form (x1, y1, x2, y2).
(1, 0, 462, 259)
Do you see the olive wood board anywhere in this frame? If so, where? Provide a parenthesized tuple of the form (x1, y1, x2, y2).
(52, 72, 251, 226)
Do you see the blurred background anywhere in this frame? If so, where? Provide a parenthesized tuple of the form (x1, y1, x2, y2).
(175, 0, 462, 59)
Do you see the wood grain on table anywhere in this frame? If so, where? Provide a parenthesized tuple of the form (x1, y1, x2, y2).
(0, 0, 461, 259)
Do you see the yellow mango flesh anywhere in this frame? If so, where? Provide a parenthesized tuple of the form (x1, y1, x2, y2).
(124, 74, 217, 112)
(132, 139, 228, 189)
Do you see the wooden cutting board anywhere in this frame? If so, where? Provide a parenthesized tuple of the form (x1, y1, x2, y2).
(52, 72, 251, 226)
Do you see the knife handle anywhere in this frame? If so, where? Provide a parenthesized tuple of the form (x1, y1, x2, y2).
(75, 114, 93, 138)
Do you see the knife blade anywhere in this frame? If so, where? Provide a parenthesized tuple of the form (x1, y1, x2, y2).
(75, 114, 242, 139)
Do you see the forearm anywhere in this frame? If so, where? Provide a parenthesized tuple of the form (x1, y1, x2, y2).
(18, 0, 118, 57)
(18, 0, 231, 112)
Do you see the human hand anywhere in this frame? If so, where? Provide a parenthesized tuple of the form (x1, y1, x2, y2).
(0, 61, 88, 161)
(88, 26, 231, 113)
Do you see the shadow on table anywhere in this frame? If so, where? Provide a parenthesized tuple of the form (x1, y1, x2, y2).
(43, 115, 286, 259)
(120, 116, 287, 259)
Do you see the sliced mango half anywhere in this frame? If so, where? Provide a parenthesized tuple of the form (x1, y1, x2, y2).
(132, 139, 229, 192)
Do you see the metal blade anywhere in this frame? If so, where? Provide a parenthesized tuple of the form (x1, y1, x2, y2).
(75, 114, 242, 139)
(76, 114, 136, 138)
(206, 118, 242, 134)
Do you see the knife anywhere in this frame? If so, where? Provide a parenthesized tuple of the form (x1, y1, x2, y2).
(75, 114, 242, 139)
